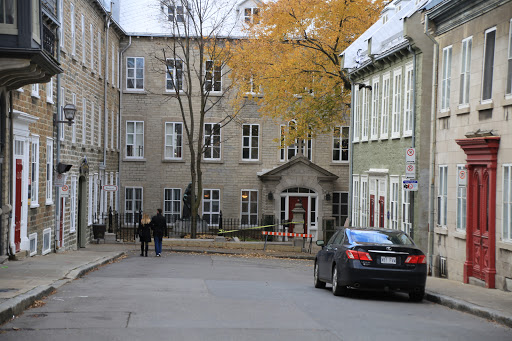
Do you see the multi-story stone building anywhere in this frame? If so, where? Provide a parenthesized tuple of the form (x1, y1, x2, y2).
(427, 0, 512, 290)
(340, 0, 433, 252)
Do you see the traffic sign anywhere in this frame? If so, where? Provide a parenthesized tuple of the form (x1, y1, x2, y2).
(405, 164, 416, 179)
(54, 172, 68, 187)
(60, 184, 70, 197)
(406, 148, 416, 163)
(103, 185, 118, 192)
(403, 180, 418, 191)
(458, 169, 467, 186)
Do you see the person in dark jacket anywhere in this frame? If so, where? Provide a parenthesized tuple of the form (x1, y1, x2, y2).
(151, 208, 166, 257)
(138, 213, 152, 257)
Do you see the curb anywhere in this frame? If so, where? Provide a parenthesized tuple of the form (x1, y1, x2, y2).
(425, 291, 512, 328)
(167, 247, 316, 260)
(0, 251, 125, 326)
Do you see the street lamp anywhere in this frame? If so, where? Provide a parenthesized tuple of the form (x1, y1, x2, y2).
(54, 103, 76, 126)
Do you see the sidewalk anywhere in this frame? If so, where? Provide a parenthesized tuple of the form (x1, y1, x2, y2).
(0, 241, 511, 328)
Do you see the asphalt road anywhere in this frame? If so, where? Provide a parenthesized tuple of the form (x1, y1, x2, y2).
(0, 251, 510, 340)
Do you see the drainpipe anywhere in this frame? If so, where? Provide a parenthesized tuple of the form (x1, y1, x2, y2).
(8, 91, 14, 256)
(424, 13, 439, 275)
(348, 77, 355, 226)
(54, 0, 62, 253)
(408, 44, 416, 240)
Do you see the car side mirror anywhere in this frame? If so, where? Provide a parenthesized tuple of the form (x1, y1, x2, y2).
(316, 240, 325, 247)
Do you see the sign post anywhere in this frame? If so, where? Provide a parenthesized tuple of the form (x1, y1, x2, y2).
(405, 164, 416, 179)
(406, 148, 416, 164)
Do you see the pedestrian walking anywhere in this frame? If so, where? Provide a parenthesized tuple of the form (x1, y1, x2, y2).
(151, 208, 166, 257)
(138, 213, 152, 257)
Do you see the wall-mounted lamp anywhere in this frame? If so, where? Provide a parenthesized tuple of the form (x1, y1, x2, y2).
(354, 83, 372, 91)
(54, 103, 77, 126)
(267, 192, 273, 201)
(325, 193, 332, 201)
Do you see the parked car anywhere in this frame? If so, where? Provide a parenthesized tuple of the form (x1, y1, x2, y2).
(314, 227, 427, 301)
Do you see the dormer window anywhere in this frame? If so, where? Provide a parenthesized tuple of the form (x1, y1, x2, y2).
(168, 3, 185, 23)
(244, 7, 259, 24)
(382, 13, 388, 24)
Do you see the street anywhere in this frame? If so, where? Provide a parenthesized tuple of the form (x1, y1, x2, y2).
(0, 251, 510, 341)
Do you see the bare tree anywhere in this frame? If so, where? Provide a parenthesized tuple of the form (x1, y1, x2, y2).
(156, 0, 240, 238)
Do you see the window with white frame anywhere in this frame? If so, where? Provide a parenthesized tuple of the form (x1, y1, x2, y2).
(0, 0, 16, 33)
(70, 3, 76, 56)
(46, 78, 53, 103)
(279, 121, 312, 161)
(82, 98, 86, 144)
(90, 101, 95, 145)
(126, 121, 144, 158)
(242, 124, 259, 161)
(352, 176, 360, 227)
(441, 46, 452, 111)
(403, 63, 413, 136)
(97, 31, 101, 75)
(72, 93, 76, 143)
(241, 190, 258, 225)
(381, 73, 390, 139)
(29, 233, 37, 256)
(204, 123, 221, 160)
(507, 19, 512, 95)
(245, 75, 260, 94)
(125, 187, 143, 225)
(93, 173, 98, 222)
(70, 175, 77, 233)
(482, 27, 496, 102)
(353, 87, 360, 142)
(31, 83, 39, 98)
(360, 176, 368, 227)
(390, 177, 399, 230)
(438, 165, 448, 227)
(166, 58, 183, 92)
(42, 228, 51, 255)
(110, 110, 114, 149)
(333, 192, 348, 227)
(88, 174, 93, 225)
(244, 7, 259, 24)
(361, 86, 369, 141)
(164, 188, 181, 224)
(81, 14, 85, 63)
(60, 87, 65, 141)
(205, 60, 222, 92)
(391, 68, 402, 138)
(371, 78, 379, 140)
(90, 23, 94, 70)
(30, 136, 39, 207)
(127, 57, 144, 90)
(98, 104, 102, 148)
(402, 177, 411, 234)
(460, 37, 472, 105)
(165, 122, 183, 159)
(332, 126, 349, 162)
(111, 43, 115, 84)
(504, 165, 512, 241)
(168, 3, 186, 23)
(457, 165, 467, 231)
(59, 0, 64, 48)
(46, 138, 53, 205)
(203, 189, 220, 225)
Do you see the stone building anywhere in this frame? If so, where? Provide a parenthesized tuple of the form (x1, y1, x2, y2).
(426, 0, 512, 290)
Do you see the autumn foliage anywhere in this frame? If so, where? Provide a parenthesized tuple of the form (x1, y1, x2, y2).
(230, 0, 385, 138)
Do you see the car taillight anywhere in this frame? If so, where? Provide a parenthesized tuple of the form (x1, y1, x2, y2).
(405, 255, 426, 264)
(346, 250, 373, 261)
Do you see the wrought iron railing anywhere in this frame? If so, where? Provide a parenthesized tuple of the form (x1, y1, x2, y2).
(42, 25, 55, 57)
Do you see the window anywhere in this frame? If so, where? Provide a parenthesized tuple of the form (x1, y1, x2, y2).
(203, 189, 220, 225)
(391, 68, 402, 138)
(30, 136, 39, 207)
(90, 24, 94, 70)
(98, 104, 102, 148)
(279, 121, 312, 161)
(460, 37, 472, 105)
(31, 83, 39, 98)
(361, 86, 369, 141)
(90, 101, 95, 145)
(382, 13, 388, 25)
(360, 176, 368, 227)
(70, 175, 77, 233)
(29, 233, 37, 256)
(242, 124, 259, 161)
(402, 177, 411, 234)
(166, 58, 183, 91)
(88, 174, 93, 225)
(204, 123, 221, 160)
(59, 0, 64, 48)
(205, 60, 222, 92)
(81, 14, 85, 64)
(165, 122, 183, 159)
(111, 110, 114, 149)
(111, 43, 115, 84)
(0, 0, 16, 32)
(126, 121, 144, 158)
(46, 138, 53, 205)
(97, 31, 101, 75)
(441, 46, 452, 111)
(403, 63, 413, 136)
(438, 165, 448, 227)
(42, 228, 51, 255)
(168, 3, 185, 23)
(457, 165, 467, 231)
(46, 78, 53, 103)
(125, 187, 143, 225)
(333, 192, 349, 227)
(332, 126, 349, 162)
(504, 165, 512, 240)
(164, 188, 181, 224)
(71, 93, 76, 143)
(241, 190, 258, 225)
(381, 73, 390, 139)
(482, 27, 496, 102)
(245, 75, 260, 94)
(59, 87, 65, 141)
(70, 3, 76, 56)
(93, 173, 98, 222)
(353, 87, 360, 142)
(371, 78, 379, 140)
(82, 98, 87, 144)
(244, 7, 259, 24)
(352, 176, 360, 227)
(390, 177, 399, 229)
(507, 20, 512, 95)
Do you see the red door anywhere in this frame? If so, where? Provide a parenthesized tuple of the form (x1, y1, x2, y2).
(369, 194, 375, 227)
(470, 167, 490, 281)
(288, 197, 308, 234)
(14, 159, 22, 252)
(59, 197, 64, 247)
(379, 196, 385, 228)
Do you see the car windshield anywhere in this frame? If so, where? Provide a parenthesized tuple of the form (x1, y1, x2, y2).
(349, 230, 414, 245)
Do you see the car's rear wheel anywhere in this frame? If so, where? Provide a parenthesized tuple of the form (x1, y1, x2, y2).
(314, 261, 326, 289)
(409, 288, 425, 302)
(332, 265, 347, 296)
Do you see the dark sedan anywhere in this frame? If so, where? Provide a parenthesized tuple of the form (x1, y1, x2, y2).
(314, 227, 427, 301)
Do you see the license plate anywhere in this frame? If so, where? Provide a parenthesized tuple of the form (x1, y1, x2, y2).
(381, 256, 396, 264)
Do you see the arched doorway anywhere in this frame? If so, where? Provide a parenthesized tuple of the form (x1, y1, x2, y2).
(279, 187, 317, 234)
